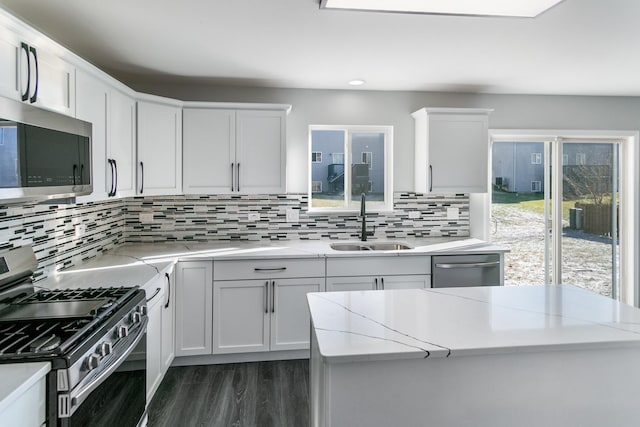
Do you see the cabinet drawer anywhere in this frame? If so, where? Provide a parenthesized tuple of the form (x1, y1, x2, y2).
(326, 256, 430, 277)
(214, 258, 325, 280)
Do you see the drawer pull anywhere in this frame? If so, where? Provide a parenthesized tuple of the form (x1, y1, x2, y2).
(254, 267, 287, 272)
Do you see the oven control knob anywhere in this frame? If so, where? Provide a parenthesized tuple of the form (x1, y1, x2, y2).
(100, 341, 113, 357)
(118, 325, 129, 338)
(132, 312, 142, 324)
(140, 305, 148, 316)
(87, 354, 100, 371)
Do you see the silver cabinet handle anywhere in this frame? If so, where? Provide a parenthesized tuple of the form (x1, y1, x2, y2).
(435, 261, 501, 269)
(230, 163, 234, 192)
(271, 281, 275, 313)
(381, 277, 385, 290)
(139, 161, 144, 194)
(29, 45, 38, 103)
(374, 277, 378, 290)
(264, 281, 269, 314)
(254, 267, 287, 272)
(429, 165, 433, 192)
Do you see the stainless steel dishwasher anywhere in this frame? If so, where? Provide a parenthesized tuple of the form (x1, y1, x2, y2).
(432, 254, 501, 288)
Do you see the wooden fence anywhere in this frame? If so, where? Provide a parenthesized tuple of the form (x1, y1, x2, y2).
(574, 202, 618, 236)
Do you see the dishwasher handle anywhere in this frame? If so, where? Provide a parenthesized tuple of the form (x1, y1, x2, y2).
(435, 261, 501, 269)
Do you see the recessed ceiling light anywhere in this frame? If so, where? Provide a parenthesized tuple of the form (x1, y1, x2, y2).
(320, 0, 564, 18)
(349, 79, 366, 86)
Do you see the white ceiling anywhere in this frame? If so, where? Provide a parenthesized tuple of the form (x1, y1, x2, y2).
(0, 0, 639, 96)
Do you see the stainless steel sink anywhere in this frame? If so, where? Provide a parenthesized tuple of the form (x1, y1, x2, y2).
(330, 242, 413, 251)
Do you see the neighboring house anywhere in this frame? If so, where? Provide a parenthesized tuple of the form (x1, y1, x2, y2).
(492, 142, 613, 194)
(0, 126, 18, 188)
(311, 130, 385, 197)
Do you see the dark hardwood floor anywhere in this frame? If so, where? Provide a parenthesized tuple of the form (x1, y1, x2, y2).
(147, 360, 309, 427)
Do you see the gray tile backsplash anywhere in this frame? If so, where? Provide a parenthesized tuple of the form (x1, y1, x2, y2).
(123, 193, 469, 242)
(0, 192, 469, 281)
(0, 199, 125, 281)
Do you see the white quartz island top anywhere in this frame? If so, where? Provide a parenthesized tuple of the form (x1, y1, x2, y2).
(307, 284, 640, 363)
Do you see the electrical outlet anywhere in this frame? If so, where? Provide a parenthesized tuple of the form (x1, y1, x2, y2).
(139, 213, 154, 223)
(286, 209, 299, 223)
(408, 211, 421, 219)
(74, 224, 86, 238)
(447, 207, 460, 220)
(248, 213, 260, 221)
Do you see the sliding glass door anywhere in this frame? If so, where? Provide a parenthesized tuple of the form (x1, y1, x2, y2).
(491, 138, 621, 298)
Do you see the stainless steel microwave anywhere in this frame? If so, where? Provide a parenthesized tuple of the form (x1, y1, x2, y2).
(0, 96, 92, 204)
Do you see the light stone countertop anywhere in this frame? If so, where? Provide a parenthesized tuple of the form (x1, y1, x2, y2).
(0, 362, 50, 416)
(307, 284, 640, 363)
(38, 238, 508, 291)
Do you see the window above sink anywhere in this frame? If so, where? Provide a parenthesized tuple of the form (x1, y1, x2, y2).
(308, 125, 393, 213)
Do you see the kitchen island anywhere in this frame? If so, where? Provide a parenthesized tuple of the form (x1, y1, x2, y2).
(307, 285, 640, 427)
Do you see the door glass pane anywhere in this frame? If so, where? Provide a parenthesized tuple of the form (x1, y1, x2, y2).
(310, 129, 346, 209)
(351, 132, 385, 210)
(561, 142, 619, 297)
(491, 141, 547, 285)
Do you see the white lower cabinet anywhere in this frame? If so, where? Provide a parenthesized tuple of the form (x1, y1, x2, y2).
(146, 290, 163, 404)
(161, 268, 176, 372)
(212, 278, 324, 354)
(326, 256, 431, 292)
(326, 274, 430, 291)
(143, 265, 175, 405)
(175, 261, 213, 357)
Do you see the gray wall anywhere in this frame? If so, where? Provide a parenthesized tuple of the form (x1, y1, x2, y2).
(127, 80, 640, 193)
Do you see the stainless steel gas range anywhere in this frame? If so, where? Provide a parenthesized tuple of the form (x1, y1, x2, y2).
(0, 246, 148, 427)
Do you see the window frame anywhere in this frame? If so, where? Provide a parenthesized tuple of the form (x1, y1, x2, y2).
(531, 152, 542, 164)
(308, 124, 393, 213)
(311, 151, 322, 163)
(531, 180, 542, 192)
(311, 181, 322, 193)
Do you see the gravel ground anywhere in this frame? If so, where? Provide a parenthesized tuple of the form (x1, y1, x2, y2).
(491, 204, 616, 297)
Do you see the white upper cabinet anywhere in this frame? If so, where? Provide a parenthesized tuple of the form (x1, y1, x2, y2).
(0, 29, 22, 101)
(412, 108, 492, 194)
(235, 110, 286, 194)
(0, 24, 75, 116)
(183, 109, 235, 194)
(109, 89, 136, 197)
(75, 69, 109, 202)
(137, 98, 182, 195)
(28, 46, 75, 116)
(183, 105, 288, 195)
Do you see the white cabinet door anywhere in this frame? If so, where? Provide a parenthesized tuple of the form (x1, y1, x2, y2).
(0, 373, 46, 427)
(109, 89, 136, 197)
(137, 100, 182, 195)
(413, 108, 491, 194)
(326, 276, 376, 292)
(270, 278, 324, 351)
(175, 261, 213, 357)
(31, 46, 75, 116)
(75, 69, 109, 202)
(236, 110, 286, 194)
(212, 280, 269, 354)
(146, 295, 163, 404)
(183, 108, 235, 194)
(0, 30, 22, 101)
(380, 274, 431, 290)
(160, 268, 175, 373)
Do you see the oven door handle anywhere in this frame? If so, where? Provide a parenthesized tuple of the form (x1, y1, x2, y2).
(61, 317, 148, 418)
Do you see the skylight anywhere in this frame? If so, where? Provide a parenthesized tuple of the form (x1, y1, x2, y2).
(319, 0, 565, 18)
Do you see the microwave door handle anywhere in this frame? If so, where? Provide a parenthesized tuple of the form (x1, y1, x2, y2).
(29, 46, 38, 103)
(72, 164, 77, 186)
(62, 317, 148, 418)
